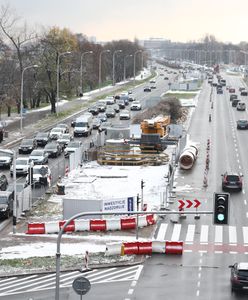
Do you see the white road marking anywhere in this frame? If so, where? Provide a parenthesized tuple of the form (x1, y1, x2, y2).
(200, 225, 208, 243)
(246, 212, 248, 218)
(244, 199, 247, 205)
(229, 226, 237, 245)
(171, 224, 181, 241)
(243, 227, 248, 244)
(214, 226, 223, 244)
(156, 223, 168, 240)
(215, 251, 223, 254)
(128, 289, 134, 295)
(131, 281, 136, 287)
(185, 224, 195, 243)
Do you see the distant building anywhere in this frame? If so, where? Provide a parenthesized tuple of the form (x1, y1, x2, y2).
(142, 38, 171, 50)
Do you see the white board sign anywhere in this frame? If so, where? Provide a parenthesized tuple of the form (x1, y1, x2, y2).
(102, 197, 135, 213)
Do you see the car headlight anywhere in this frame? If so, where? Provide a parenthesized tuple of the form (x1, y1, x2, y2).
(0, 208, 7, 211)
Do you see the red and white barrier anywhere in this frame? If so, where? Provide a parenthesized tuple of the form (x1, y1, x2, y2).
(105, 240, 183, 256)
(65, 165, 69, 177)
(26, 214, 157, 234)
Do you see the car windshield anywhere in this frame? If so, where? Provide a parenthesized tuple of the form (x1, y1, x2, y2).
(75, 122, 87, 127)
(21, 140, 32, 146)
(0, 196, 8, 204)
(0, 151, 12, 157)
(31, 150, 43, 156)
(16, 160, 29, 165)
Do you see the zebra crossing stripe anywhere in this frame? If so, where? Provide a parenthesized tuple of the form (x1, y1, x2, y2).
(243, 227, 248, 245)
(185, 224, 195, 244)
(171, 224, 181, 241)
(200, 225, 208, 244)
(214, 226, 223, 244)
(156, 223, 168, 240)
(229, 226, 237, 245)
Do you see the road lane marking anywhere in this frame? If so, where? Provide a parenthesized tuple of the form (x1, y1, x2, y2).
(156, 223, 168, 240)
(214, 226, 223, 244)
(229, 226, 237, 245)
(244, 199, 247, 205)
(200, 225, 208, 244)
(243, 227, 248, 244)
(128, 289, 134, 295)
(185, 224, 195, 243)
(171, 224, 181, 241)
(246, 212, 248, 218)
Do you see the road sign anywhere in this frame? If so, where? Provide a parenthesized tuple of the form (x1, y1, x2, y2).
(178, 199, 201, 209)
(72, 276, 91, 296)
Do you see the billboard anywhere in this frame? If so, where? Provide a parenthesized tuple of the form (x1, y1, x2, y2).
(102, 197, 135, 213)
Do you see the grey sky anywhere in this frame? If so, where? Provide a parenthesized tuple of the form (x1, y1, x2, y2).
(1, 0, 248, 43)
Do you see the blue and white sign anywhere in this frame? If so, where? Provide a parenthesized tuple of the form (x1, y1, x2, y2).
(102, 197, 135, 213)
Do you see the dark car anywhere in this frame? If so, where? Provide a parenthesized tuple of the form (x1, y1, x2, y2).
(116, 99, 125, 109)
(35, 132, 50, 147)
(222, 172, 243, 191)
(230, 94, 238, 101)
(0, 174, 8, 191)
(19, 139, 37, 154)
(237, 119, 248, 129)
(230, 262, 248, 292)
(88, 106, 99, 115)
(229, 87, 236, 93)
(44, 142, 62, 158)
(217, 87, 223, 94)
(92, 118, 101, 129)
(29, 149, 49, 165)
(0, 149, 14, 169)
(241, 90, 248, 96)
(105, 107, 116, 118)
(0, 191, 13, 219)
(164, 76, 169, 80)
(232, 99, 240, 107)
(144, 86, 151, 92)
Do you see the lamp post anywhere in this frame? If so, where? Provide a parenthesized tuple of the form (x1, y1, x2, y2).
(20, 64, 38, 133)
(98, 49, 110, 89)
(112, 49, 122, 86)
(133, 50, 142, 84)
(80, 51, 93, 96)
(56, 51, 71, 115)
(124, 54, 132, 81)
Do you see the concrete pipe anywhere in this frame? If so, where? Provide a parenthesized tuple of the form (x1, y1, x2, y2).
(179, 144, 198, 170)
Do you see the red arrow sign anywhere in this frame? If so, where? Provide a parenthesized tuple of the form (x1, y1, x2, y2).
(194, 199, 201, 208)
(186, 200, 193, 208)
(178, 200, 185, 209)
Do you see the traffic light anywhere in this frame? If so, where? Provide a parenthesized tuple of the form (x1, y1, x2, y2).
(141, 179, 145, 189)
(213, 192, 229, 225)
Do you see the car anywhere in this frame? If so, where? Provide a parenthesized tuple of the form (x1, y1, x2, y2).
(237, 119, 248, 129)
(0, 149, 14, 169)
(112, 103, 120, 113)
(98, 113, 107, 122)
(128, 90, 132, 94)
(221, 172, 243, 191)
(128, 96, 135, 102)
(232, 99, 240, 107)
(130, 101, 142, 111)
(144, 86, 151, 92)
(150, 85, 156, 89)
(105, 107, 116, 118)
(217, 87, 223, 94)
(99, 121, 112, 133)
(105, 96, 115, 105)
(19, 139, 37, 154)
(88, 106, 99, 115)
(230, 94, 238, 101)
(49, 128, 64, 140)
(29, 149, 49, 165)
(150, 80, 156, 84)
(26, 165, 51, 188)
(96, 100, 107, 112)
(119, 94, 129, 106)
(0, 191, 14, 219)
(164, 77, 169, 80)
(230, 262, 248, 292)
(56, 123, 70, 133)
(239, 87, 246, 92)
(0, 174, 8, 191)
(229, 87, 235, 93)
(241, 90, 248, 96)
(34, 132, 50, 147)
(44, 142, 62, 158)
(237, 102, 246, 111)
(57, 133, 73, 149)
(64, 141, 82, 157)
(212, 82, 218, 87)
(10, 157, 30, 176)
(119, 109, 130, 120)
(116, 99, 125, 109)
(92, 118, 102, 129)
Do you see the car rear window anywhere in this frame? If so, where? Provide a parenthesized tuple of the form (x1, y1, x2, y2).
(226, 175, 239, 181)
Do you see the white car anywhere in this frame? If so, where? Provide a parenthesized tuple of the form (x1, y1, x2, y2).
(57, 133, 73, 149)
(10, 157, 30, 176)
(0, 149, 14, 169)
(29, 149, 49, 165)
(119, 110, 130, 120)
(26, 165, 51, 187)
(130, 101, 142, 111)
(64, 141, 82, 157)
(49, 128, 64, 140)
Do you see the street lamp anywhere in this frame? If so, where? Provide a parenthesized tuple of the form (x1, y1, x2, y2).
(112, 49, 122, 86)
(20, 64, 38, 132)
(80, 51, 93, 96)
(56, 51, 71, 115)
(124, 54, 133, 81)
(133, 50, 142, 84)
(99, 49, 111, 89)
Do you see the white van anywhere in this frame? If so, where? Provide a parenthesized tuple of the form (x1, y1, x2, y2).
(73, 113, 93, 137)
(237, 102, 246, 111)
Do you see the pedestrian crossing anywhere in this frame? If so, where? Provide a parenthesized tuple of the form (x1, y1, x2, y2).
(0, 265, 143, 296)
(155, 222, 248, 249)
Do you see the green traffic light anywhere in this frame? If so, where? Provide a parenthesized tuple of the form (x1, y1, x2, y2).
(217, 214, 225, 221)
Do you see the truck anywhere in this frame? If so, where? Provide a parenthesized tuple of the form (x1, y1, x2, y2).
(73, 113, 93, 137)
(0, 191, 14, 219)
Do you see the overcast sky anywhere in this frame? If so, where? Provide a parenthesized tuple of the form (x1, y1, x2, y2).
(1, 0, 248, 44)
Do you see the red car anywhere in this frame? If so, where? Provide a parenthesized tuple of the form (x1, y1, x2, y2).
(229, 88, 235, 93)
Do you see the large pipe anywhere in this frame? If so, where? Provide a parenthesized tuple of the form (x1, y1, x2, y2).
(179, 144, 198, 170)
